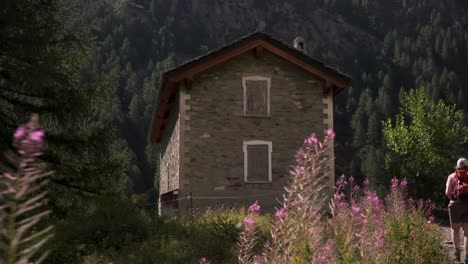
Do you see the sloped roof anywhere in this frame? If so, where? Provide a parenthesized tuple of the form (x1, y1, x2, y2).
(149, 31, 351, 144)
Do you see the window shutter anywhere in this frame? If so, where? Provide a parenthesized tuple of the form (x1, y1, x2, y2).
(245, 80, 268, 116)
(247, 144, 269, 182)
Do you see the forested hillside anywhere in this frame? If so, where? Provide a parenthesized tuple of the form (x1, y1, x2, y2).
(74, 0, 468, 196)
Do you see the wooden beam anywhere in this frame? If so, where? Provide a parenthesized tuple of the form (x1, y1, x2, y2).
(255, 46, 263, 59)
(185, 76, 193, 89)
(167, 93, 176, 104)
(324, 79, 334, 94)
(333, 86, 345, 96)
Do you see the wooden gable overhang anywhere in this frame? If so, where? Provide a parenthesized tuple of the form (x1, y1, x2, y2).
(149, 32, 352, 144)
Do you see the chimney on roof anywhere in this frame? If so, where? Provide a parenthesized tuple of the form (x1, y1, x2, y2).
(293, 36, 306, 53)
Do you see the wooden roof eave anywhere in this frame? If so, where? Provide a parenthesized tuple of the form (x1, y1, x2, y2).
(150, 80, 178, 144)
(165, 39, 348, 90)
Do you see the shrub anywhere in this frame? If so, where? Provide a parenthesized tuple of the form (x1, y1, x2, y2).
(237, 130, 445, 264)
(47, 197, 150, 263)
(70, 208, 269, 264)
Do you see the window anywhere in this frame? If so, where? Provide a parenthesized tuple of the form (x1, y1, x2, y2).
(242, 76, 271, 116)
(243, 141, 272, 183)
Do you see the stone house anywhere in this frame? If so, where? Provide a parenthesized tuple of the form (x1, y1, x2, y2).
(148, 32, 351, 216)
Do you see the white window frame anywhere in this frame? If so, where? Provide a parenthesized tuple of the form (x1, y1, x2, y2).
(242, 76, 271, 117)
(243, 140, 273, 183)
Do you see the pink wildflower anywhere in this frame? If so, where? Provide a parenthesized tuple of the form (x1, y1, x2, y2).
(244, 216, 255, 225)
(400, 178, 408, 187)
(304, 135, 318, 145)
(426, 200, 436, 211)
(371, 196, 380, 206)
(428, 215, 435, 223)
(363, 178, 369, 186)
(29, 129, 45, 149)
(353, 185, 360, 191)
(333, 193, 346, 201)
(336, 175, 348, 187)
(326, 129, 336, 139)
(199, 257, 209, 264)
(391, 177, 399, 188)
(30, 129, 45, 143)
(291, 166, 305, 176)
(252, 254, 262, 264)
(352, 206, 361, 213)
(14, 125, 27, 140)
(314, 244, 333, 263)
(348, 176, 355, 184)
(248, 201, 261, 213)
(374, 228, 387, 247)
(275, 208, 287, 218)
(311, 210, 321, 218)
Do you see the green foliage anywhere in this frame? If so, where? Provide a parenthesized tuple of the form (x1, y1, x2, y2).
(384, 188, 445, 263)
(61, 209, 270, 264)
(383, 88, 468, 204)
(47, 197, 150, 262)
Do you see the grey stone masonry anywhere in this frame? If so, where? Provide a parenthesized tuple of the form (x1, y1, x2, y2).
(159, 92, 180, 195)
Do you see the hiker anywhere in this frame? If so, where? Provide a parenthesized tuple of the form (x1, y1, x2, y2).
(446, 158, 468, 263)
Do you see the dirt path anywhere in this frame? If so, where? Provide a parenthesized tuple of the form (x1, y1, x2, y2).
(440, 224, 460, 263)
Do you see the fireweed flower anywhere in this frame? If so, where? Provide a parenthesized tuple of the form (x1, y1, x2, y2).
(14, 125, 27, 140)
(307, 136, 319, 145)
(426, 200, 436, 211)
(275, 208, 287, 218)
(428, 215, 435, 223)
(363, 178, 369, 186)
(291, 166, 305, 176)
(252, 254, 262, 264)
(244, 216, 255, 225)
(199, 257, 209, 264)
(29, 130, 45, 145)
(248, 201, 261, 213)
(374, 228, 387, 247)
(336, 175, 348, 188)
(13, 124, 45, 153)
(314, 244, 333, 263)
(349, 176, 355, 184)
(352, 206, 361, 213)
(400, 178, 408, 187)
(391, 177, 399, 188)
(311, 210, 321, 218)
(326, 129, 336, 139)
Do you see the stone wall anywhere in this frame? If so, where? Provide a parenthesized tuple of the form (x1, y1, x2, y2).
(179, 50, 330, 212)
(159, 92, 180, 195)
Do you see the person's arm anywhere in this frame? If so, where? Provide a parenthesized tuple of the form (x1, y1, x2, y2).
(446, 174, 454, 200)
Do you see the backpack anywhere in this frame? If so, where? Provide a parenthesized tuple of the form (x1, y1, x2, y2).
(453, 169, 468, 200)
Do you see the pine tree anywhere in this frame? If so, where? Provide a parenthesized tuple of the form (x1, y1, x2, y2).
(351, 89, 372, 147)
(361, 146, 388, 196)
(367, 113, 380, 143)
(0, 0, 130, 217)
